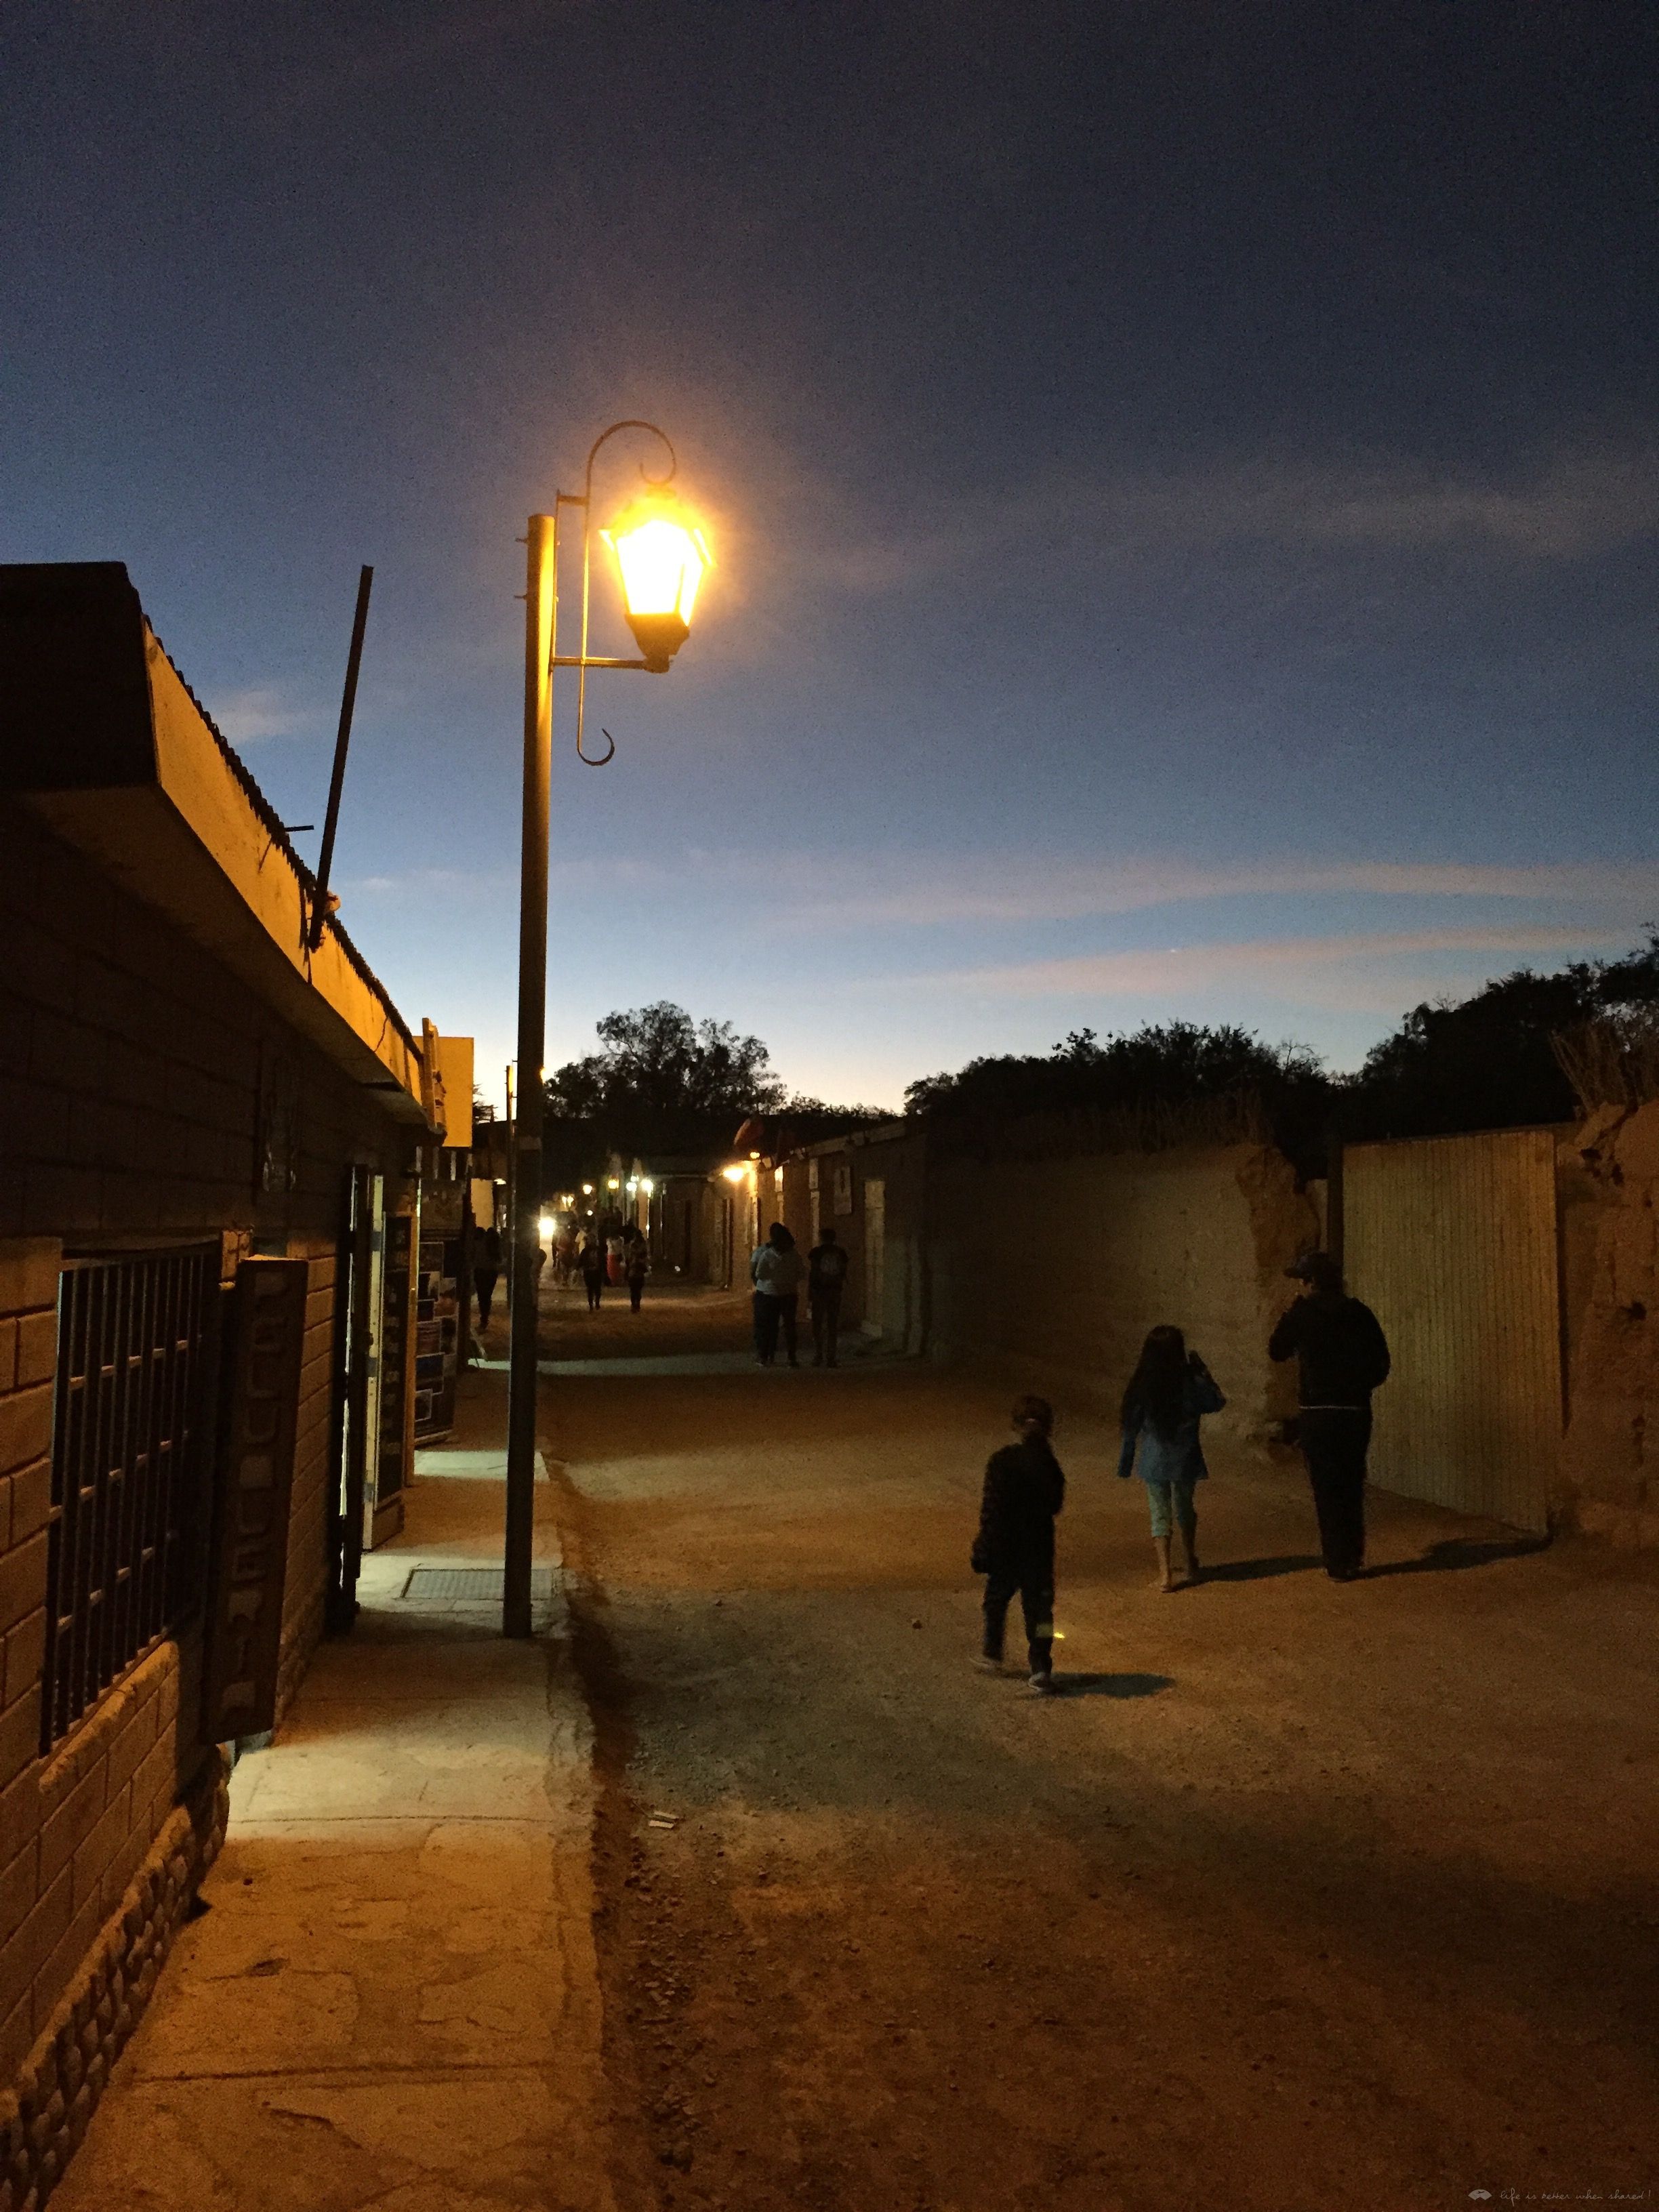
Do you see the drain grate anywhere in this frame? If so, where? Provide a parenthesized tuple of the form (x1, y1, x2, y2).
(398, 1567, 554, 1603)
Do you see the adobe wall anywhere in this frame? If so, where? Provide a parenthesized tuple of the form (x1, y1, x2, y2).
(1557, 1102, 1659, 1547)
(927, 1141, 1321, 1440)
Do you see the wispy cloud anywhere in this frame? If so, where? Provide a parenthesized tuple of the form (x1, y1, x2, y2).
(778, 858, 1659, 930)
(887, 925, 1632, 1013)
(807, 438, 1659, 600)
(213, 686, 314, 745)
(342, 848, 1658, 935)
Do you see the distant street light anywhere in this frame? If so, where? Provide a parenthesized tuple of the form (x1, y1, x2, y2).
(505, 420, 712, 1640)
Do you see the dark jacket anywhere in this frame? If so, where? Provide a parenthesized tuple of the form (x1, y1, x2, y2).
(1269, 1292, 1391, 1410)
(974, 1437, 1065, 1570)
(808, 1240, 849, 1297)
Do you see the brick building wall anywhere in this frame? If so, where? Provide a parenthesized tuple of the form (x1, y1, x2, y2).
(0, 1237, 59, 2078)
(0, 800, 415, 1702)
(0, 798, 417, 2163)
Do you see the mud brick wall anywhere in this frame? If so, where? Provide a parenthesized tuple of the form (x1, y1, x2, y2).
(1558, 1102, 1659, 1547)
(926, 1142, 1321, 1443)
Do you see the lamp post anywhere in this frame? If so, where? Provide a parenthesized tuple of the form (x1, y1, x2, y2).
(505, 420, 711, 1639)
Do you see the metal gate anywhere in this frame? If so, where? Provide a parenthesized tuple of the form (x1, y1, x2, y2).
(44, 1246, 218, 1749)
(1342, 1127, 1560, 1532)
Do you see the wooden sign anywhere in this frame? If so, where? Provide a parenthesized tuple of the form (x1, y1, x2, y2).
(201, 1258, 308, 1742)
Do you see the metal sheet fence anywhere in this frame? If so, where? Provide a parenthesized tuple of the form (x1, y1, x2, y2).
(42, 1246, 217, 1750)
(1343, 1128, 1559, 1532)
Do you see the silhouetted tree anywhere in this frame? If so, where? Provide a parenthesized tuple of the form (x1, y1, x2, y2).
(543, 1002, 885, 1172)
(1339, 934, 1659, 1141)
(906, 1021, 1331, 1166)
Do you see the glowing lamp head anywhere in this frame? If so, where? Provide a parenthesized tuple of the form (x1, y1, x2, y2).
(537, 1214, 554, 1237)
(602, 493, 712, 671)
(721, 1164, 746, 1185)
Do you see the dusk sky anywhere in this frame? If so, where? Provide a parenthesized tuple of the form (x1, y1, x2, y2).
(6, 1, 1655, 1111)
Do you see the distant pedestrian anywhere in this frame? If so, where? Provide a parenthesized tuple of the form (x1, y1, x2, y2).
(472, 1223, 503, 1330)
(971, 1394, 1065, 1692)
(807, 1224, 849, 1366)
(624, 1226, 649, 1313)
(1117, 1326, 1225, 1591)
(554, 1223, 576, 1287)
(606, 1231, 626, 1286)
(750, 1221, 804, 1367)
(578, 1231, 605, 1312)
(1269, 1251, 1391, 1582)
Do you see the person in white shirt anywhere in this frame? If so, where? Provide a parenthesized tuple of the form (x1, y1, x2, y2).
(750, 1221, 805, 1366)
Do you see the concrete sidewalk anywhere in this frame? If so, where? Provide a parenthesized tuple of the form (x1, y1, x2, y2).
(54, 1357, 615, 2212)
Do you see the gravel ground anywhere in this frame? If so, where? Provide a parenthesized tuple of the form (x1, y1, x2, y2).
(541, 1283, 1659, 2212)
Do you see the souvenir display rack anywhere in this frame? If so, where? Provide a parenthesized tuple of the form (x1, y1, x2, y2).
(414, 1231, 458, 1440)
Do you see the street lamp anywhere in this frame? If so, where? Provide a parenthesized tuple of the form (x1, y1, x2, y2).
(505, 419, 712, 1639)
(602, 493, 712, 671)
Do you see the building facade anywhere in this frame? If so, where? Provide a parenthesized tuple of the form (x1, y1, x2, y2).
(0, 561, 437, 2195)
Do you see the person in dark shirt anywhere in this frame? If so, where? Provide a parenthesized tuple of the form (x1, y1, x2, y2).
(807, 1225, 850, 1367)
(971, 1394, 1065, 1692)
(1269, 1251, 1391, 1581)
(623, 1224, 649, 1313)
(471, 1223, 503, 1330)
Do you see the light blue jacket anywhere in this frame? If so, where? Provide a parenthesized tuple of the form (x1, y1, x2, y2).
(1118, 1364, 1226, 1487)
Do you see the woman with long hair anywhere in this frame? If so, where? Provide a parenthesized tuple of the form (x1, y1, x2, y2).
(1118, 1325, 1225, 1591)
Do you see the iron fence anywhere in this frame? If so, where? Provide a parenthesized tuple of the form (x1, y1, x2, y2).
(41, 1246, 218, 1751)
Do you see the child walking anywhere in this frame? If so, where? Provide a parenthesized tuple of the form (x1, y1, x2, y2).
(1118, 1326, 1225, 1591)
(971, 1394, 1065, 1692)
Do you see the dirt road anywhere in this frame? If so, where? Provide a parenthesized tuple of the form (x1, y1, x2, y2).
(544, 1284, 1657, 2212)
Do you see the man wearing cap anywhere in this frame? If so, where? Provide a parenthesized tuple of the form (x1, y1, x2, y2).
(1269, 1251, 1391, 1581)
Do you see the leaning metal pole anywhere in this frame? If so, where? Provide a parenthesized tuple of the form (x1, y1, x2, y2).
(505, 514, 556, 1638)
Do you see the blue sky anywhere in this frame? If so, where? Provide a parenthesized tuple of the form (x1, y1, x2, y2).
(5, 1, 1654, 1109)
